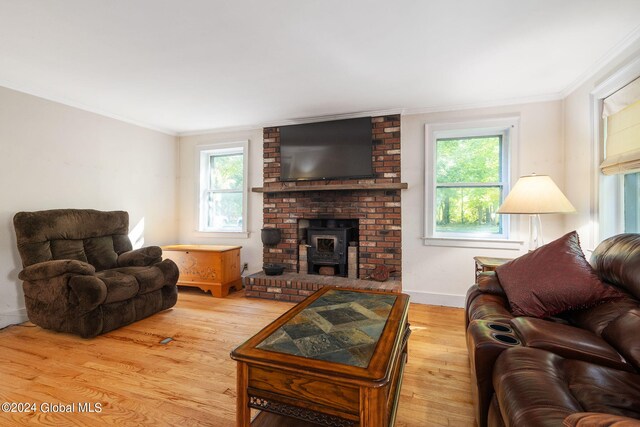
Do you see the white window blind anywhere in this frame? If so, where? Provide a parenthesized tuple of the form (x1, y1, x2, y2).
(601, 76, 640, 175)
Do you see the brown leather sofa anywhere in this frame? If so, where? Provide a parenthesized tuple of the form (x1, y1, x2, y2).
(466, 233, 640, 427)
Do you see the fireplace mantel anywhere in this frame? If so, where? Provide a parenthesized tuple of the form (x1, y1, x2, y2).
(252, 182, 408, 193)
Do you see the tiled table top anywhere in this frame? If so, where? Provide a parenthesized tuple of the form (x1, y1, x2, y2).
(256, 289, 397, 367)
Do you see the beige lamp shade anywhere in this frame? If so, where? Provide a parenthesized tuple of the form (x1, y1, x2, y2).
(497, 174, 576, 214)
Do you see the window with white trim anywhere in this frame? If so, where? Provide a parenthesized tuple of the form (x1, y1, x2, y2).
(424, 118, 518, 247)
(596, 70, 640, 238)
(197, 141, 248, 233)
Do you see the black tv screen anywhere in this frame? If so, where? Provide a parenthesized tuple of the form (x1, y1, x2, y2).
(280, 117, 373, 181)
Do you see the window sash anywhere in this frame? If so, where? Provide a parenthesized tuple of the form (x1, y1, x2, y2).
(424, 119, 516, 244)
(433, 133, 508, 238)
(435, 135, 504, 185)
(434, 185, 505, 237)
(206, 152, 244, 191)
(196, 141, 248, 234)
(202, 190, 244, 232)
(436, 182, 504, 188)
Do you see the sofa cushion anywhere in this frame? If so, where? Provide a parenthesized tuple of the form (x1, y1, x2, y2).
(566, 295, 640, 337)
(492, 347, 583, 426)
(13, 209, 130, 267)
(50, 239, 88, 263)
(96, 270, 139, 304)
(566, 361, 640, 419)
(112, 266, 165, 294)
(602, 308, 640, 371)
(493, 347, 640, 425)
(84, 236, 118, 271)
(495, 231, 623, 318)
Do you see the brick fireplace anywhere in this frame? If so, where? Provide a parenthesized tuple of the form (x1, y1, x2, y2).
(246, 114, 403, 300)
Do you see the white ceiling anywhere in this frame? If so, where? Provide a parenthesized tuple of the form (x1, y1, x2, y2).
(1, 1, 640, 135)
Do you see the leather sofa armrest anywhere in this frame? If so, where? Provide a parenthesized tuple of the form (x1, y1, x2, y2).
(19, 260, 95, 281)
(477, 272, 506, 296)
(510, 317, 633, 372)
(467, 319, 521, 427)
(117, 246, 162, 267)
(563, 412, 640, 426)
(467, 273, 509, 327)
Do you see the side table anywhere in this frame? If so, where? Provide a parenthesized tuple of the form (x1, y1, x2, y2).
(473, 256, 512, 283)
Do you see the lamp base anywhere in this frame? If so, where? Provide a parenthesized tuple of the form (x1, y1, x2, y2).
(528, 214, 544, 251)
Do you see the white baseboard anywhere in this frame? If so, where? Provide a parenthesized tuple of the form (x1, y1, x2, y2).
(404, 290, 465, 308)
(0, 308, 28, 329)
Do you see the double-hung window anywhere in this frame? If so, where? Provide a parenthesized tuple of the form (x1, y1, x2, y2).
(197, 141, 248, 234)
(424, 118, 518, 248)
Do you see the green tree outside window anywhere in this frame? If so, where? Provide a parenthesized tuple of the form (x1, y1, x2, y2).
(435, 136, 503, 234)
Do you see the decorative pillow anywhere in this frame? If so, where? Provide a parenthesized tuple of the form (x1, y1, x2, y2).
(495, 231, 623, 318)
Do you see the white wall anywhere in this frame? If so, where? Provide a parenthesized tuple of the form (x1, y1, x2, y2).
(178, 103, 570, 307)
(401, 101, 567, 306)
(563, 41, 640, 251)
(172, 42, 640, 312)
(178, 129, 264, 274)
(0, 86, 179, 328)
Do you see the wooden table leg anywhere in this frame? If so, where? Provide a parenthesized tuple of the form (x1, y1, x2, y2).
(361, 386, 386, 426)
(237, 362, 250, 427)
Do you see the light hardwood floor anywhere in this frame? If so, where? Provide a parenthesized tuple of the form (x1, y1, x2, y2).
(0, 288, 474, 426)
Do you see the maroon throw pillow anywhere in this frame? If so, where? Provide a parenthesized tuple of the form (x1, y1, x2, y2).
(496, 231, 623, 318)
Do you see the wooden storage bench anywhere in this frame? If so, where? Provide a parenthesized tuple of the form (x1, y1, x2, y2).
(161, 245, 242, 297)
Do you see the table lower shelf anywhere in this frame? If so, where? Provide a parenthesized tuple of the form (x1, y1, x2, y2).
(252, 411, 324, 427)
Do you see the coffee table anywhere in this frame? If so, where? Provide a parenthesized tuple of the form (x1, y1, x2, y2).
(231, 287, 411, 427)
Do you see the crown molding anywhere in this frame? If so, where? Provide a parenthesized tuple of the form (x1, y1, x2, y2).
(0, 81, 177, 136)
(402, 92, 563, 117)
(178, 124, 263, 137)
(177, 108, 404, 137)
(561, 24, 640, 98)
(590, 54, 640, 99)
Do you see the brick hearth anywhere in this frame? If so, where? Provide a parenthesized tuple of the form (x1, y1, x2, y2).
(244, 272, 401, 302)
(255, 114, 403, 299)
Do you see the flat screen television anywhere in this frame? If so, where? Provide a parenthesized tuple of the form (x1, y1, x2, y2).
(279, 117, 373, 181)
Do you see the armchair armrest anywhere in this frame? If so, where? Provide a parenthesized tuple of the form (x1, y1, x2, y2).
(19, 260, 105, 312)
(68, 276, 107, 312)
(117, 246, 162, 267)
(19, 259, 95, 281)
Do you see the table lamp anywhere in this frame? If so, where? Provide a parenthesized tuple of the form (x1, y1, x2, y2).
(497, 174, 575, 250)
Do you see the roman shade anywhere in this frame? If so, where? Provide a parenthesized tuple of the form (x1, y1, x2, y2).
(601, 76, 640, 175)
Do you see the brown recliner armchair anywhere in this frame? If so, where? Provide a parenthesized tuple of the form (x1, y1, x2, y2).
(13, 209, 179, 338)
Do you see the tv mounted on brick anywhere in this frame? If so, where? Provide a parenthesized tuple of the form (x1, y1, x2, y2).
(258, 115, 402, 299)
